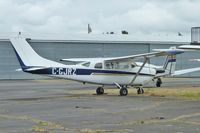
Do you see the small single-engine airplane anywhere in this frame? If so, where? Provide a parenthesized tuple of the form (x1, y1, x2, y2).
(10, 36, 200, 96)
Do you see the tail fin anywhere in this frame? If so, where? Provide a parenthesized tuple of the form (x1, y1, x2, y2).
(163, 54, 176, 75)
(155, 54, 177, 78)
(10, 36, 65, 70)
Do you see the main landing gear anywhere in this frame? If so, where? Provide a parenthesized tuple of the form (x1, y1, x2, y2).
(96, 86, 129, 96)
(114, 82, 129, 96)
(156, 78, 162, 87)
(137, 87, 144, 94)
(119, 86, 144, 96)
(96, 87, 104, 95)
(119, 87, 128, 96)
(96, 85, 144, 96)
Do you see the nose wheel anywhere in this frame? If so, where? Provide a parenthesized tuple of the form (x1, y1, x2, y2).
(96, 87, 104, 95)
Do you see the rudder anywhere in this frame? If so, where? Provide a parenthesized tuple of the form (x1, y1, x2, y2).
(163, 54, 176, 75)
(10, 36, 65, 69)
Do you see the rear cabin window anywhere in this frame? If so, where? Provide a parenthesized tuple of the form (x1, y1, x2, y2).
(94, 63, 102, 69)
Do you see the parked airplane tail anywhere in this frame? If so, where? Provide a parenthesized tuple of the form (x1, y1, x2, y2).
(163, 54, 176, 75)
(10, 36, 65, 70)
(155, 54, 177, 77)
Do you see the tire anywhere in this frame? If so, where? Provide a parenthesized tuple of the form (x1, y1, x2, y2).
(137, 87, 144, 94)
(96, 87, 104, 95)
(137, 88, 141, 94)
(141, 88, 144, 94)
(120, 87, 128, 96)
(156, 78, 162, 87)
(156, 82, 161, 87)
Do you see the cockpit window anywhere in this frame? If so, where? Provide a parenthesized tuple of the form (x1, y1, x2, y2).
(105, 62, 130, 69)
(94, 63, 102, 69)
(82, 62, 90, 67)
(105, 63, 114, 69)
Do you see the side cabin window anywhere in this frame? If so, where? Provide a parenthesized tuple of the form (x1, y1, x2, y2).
(105, 62, 130, 69)
(120, 62, 129, 69)
(105, 62, 114, 69)
(94, 63, 102, 69)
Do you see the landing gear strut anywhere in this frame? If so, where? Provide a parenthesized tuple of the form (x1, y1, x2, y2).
(137, 87, 144, 94)
(156, 78, 162, 87)
(96, 87, 104, 95)
(114, 82, 129, 96)
(119, 87, 128, 96)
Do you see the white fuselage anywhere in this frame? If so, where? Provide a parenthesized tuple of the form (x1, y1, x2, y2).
(32, 61, 156, 86)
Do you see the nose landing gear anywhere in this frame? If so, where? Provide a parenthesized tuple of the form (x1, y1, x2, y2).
(156, 78, 162, 87)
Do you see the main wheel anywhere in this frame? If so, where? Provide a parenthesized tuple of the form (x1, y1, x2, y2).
(119, 87, 128, 96)
(96, 87, 104, 95)
(137, 87, 144, 94)
(156, 78, 162, 87)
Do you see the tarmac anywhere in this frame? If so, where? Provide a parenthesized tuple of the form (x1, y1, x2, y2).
(0, 78, 200, 133)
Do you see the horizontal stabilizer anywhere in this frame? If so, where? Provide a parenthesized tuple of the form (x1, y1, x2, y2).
(24, 67, 48, 72)
(15, 67, 46, 72)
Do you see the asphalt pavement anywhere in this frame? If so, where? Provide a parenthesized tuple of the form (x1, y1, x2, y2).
(0, 78, 200, 133)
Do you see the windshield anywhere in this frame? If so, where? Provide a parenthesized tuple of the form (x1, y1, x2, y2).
(82, 62, 90, 67)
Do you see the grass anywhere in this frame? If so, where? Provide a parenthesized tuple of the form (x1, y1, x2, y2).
(144, 87, 200, 100)
(80, 128, 133, 133)
(66, 86, 200, 100)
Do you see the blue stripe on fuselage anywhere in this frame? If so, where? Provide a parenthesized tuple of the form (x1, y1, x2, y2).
(25, 67, 155, 76)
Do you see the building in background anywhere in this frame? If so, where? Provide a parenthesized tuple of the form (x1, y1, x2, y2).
(0, 33, 199, 79)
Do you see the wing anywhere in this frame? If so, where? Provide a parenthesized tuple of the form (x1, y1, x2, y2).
(60, 47, 184, 63)
(104, 48, 184, 62)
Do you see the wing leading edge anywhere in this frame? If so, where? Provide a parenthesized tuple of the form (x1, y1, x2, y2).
(104, 48, 184, 62)
(61, 47, 184, 63)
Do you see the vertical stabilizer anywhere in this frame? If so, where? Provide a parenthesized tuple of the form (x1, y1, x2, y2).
(10, 37, 65, 68)
(163, 54, 176, 75)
